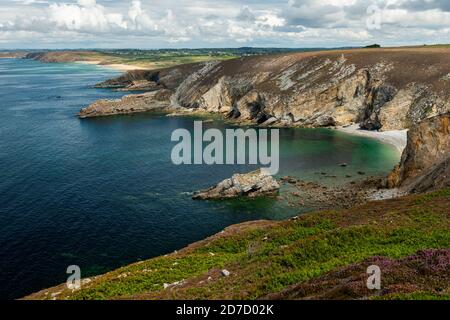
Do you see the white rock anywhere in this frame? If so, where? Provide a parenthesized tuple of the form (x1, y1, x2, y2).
(221, 269, 231, 277)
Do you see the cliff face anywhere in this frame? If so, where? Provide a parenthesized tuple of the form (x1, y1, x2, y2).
(387, 113, 450, 192)
(95, 62, 206, 91)
(82, 48, 450, 193)
(90, 48, 450, 130)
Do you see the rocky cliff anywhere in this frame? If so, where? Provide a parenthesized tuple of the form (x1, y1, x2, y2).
(82, 48, 450, 193)
(88, 48, 450, 130)
(387, 113, 450, 192)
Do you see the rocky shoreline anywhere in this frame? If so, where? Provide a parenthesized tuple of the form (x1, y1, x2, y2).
(279, 175, 383, 210)
(20, 48, 450, 300)
(77, 48, 450, 199)
(191, 166, 389, 210)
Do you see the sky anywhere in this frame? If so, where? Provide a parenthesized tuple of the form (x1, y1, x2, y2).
(1, 0, 450, 49)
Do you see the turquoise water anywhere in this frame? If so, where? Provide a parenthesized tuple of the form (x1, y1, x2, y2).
(0, 59, 400, 299)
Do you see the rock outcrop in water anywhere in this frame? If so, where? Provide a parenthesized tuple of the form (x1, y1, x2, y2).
(387, 113, 450, 192)
(193, 169, 280, 200)
(89, 48, 450, 131)
(79, 90, 172, 118)
(80, 62, 208, 117)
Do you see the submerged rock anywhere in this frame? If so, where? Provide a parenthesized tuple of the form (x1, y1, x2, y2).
(193, 169, 280, 200)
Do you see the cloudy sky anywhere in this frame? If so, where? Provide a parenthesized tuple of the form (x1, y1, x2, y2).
(0, 0, 450, 49)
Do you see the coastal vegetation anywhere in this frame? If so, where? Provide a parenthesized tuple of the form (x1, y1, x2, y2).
(26, 187, 450, 300)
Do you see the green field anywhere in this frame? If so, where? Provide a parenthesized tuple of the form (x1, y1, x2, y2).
(91, 49, 239, 69)
(11, 47, 329, 70)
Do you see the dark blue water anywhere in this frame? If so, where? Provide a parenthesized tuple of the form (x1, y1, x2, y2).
(0, 59, 399, 299)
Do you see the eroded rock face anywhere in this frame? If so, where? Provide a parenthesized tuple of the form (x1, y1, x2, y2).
(387, 113, 450, 192)
(92, 49, 450, 129)
(79, 89, 172, 118)
(170, 51, 450, 129)
(116, 80, 160, 91)
(193, 169, 280, 200)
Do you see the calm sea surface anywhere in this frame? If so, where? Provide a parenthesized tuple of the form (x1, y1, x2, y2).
(0, 59, 399, 299)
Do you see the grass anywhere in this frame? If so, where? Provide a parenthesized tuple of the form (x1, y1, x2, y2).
(33, 50, 239, 70)
(375, 292, 450, 300)
(27, 47, 331, 70)
(71, 253, 236, 300)
(26, 188, 450, 300)
(97, 53, 237, 69)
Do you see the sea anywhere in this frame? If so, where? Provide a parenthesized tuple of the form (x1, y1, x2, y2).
(0, 58, 400, 299)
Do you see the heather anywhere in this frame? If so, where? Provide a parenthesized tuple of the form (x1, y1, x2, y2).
(26, 188, 450, 300)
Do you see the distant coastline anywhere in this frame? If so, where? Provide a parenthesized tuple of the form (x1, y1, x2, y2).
(0, 53, 147, 72)
(74, 60, 149, 72)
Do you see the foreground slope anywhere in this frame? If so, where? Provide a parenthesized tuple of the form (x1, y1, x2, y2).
(25, 188, 450, 300)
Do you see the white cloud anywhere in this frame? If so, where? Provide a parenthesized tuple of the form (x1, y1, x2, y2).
(48, 1, 126, 33)
(1, 0, 450, 48)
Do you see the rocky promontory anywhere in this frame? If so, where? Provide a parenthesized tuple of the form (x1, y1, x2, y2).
(193, 169, 280, 200)
(387, 113, 450, 192)
(79, 90, 172, 118)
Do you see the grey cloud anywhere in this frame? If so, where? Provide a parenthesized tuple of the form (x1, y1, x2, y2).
(283, 0, 343, 28)
(1, 0, 450, 48)
(236, 6, 256, 22)
(399, 0, 450, 12)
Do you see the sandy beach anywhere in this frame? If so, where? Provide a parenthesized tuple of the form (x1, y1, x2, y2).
(75, 60, 149, 72)
(337, 124, 408, 154)
(102, 63, 149, 71)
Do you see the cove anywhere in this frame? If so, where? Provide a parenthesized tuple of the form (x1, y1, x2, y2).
(171, 121, 280, 174)
(0, 58, 400, 299)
